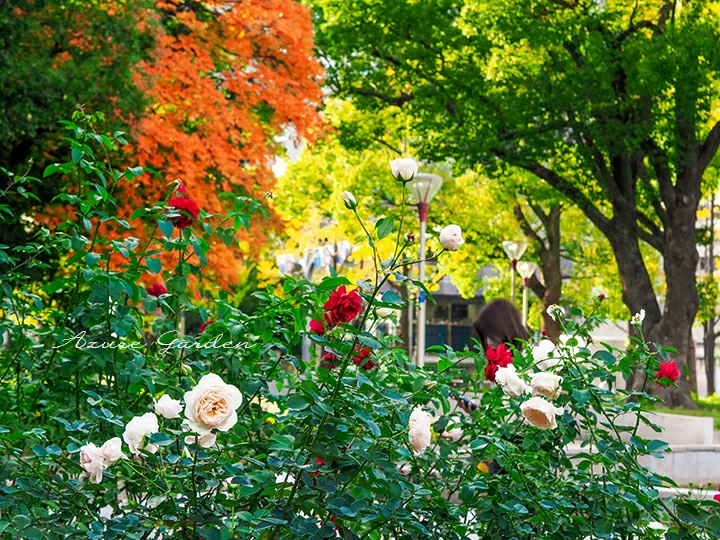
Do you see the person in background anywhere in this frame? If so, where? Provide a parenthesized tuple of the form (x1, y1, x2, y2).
(455, 299, 530, 413)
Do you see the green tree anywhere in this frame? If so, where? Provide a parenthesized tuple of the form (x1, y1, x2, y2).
(313, 0, 720, 406)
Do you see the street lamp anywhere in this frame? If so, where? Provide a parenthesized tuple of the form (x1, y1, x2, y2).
(502, 241, 527, 304)
(516, 261, 538, 327)
(407, 172, 444, 368)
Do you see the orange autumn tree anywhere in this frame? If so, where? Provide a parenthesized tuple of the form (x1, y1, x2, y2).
(126, 0, 322, 288)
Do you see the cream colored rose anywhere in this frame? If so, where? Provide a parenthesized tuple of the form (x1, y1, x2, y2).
(390, 157, 418, 181)
(531, 372, 563, 399)
(99, 437, 123, 464)
(520, 397, 564, 430)
(439, 225, 464, 251)
(184, 432, 217, 448)
(533, 339, 560, 371)
(408, 407, 432, 455)
(184, 373, 243, 435)
(155, 394, 183, 419)
(123, 412, 159, 455)
(495, 364, 528, 397)
(80, 443, 106, 484)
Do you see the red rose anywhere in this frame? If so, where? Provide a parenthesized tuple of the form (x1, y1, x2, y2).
(199, 319, 213, 333)
(168, 195, 200, 229)
(541, 329, 548, 336)
(656, 360, 680, 387)
(177, 183, 186, 194)
(309, 319, 326, 335)
(598, 293, 606, 300)
(321, 353, 338, 370)
(353, 345, 377, 371)
(484, 344, 513, 382)
(484, 362, 499, 382)
(486, 344, 512, 367)
(324, 286, 362, 326)
(146, 283, 167, 297)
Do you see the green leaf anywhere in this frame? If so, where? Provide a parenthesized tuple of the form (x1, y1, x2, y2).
(318, 276, 351, 291)
(158, 219, 174, 239)
(43, 164, 60, 177)
(149, 432, 174, 446)
(31, 444, 46, 457)
(593, 350, 616, 365)
(380, 290, 403, 305)
(146, 258, 162, 274)
(86, 253, 101, 267)
(287, 394, 309, 410)
(572, 388, 590, 405)
(130, 208, 147, 221)
(375, 216, 394, 240)
(71, 148, 84, 163)
(12, 515, 31, 529)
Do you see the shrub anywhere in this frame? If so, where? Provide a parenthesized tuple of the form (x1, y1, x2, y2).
(0, 113, 718, 539)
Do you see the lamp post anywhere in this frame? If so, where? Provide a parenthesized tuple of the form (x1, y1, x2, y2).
(407, 173, 443, 367)
(516, 261, 538, 327)
(502, 241, 527, 304)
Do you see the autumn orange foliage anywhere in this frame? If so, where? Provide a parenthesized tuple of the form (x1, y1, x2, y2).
(120, 0, 322, 288)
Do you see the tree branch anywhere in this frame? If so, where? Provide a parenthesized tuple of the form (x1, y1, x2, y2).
(698, 121, 720, 175)
(514, 204, 546, 252)
(350, 88, 414, 107)
(510, 158, 611, 235)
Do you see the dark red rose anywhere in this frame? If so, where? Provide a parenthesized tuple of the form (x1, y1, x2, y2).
(656, 360, 680, 387)
(324, 285, 362, 325)
(486, 344, 512, 367)
(484, 344, 513, 382)
(484, 362, 499, 382)
(321, 353, 338, 369)
(177, 183, 186, 194)
(353, 345, 377, 371)
(541, 329, 548, 336)
(309, 319, 325, 335)
(146, 283, 167, 297)
(168, 195, 200, 229)
(199, 319, 213, 334)
(598, 293, 606, 300)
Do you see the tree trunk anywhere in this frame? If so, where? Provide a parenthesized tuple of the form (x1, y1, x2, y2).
(540, 206, 562, 342)
(645, 201, 700, 408)
(705, 319, 716, 396)
(688, 327, 698, 395)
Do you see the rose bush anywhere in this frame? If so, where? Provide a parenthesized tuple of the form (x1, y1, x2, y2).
(0, 113, 719, 538)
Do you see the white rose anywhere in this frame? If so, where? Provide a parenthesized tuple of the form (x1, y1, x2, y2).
(79, 443, 106, 484)
(531, 372, 563, 399)
(494, 364, 528, 397)
(123, 412, 159, 455)
(390, 157, 418, 181)
(99, 437, 123, 464)
(546, 304, 565, 321)
(533, 339, 560, 370)
(408, 407, 432, 455)
(184, 432, 217, 448)
(342, 190, 358, 210)
(441, 427, 463, 442)
(155, 394, 183, 419)
(439, 225, 464, 251)
(631, 308, 646, 325)
(520, 397, 564, 430)
(558, 333, 587, 357)
(184, 373, 243, 435)
(99, 505, 114, 520)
